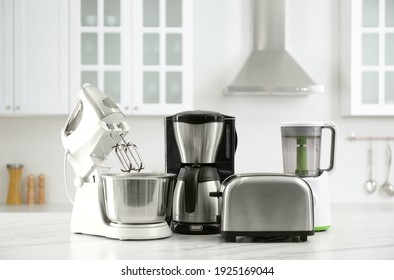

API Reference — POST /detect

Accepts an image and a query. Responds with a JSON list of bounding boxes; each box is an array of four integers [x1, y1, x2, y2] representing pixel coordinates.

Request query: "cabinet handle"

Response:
[[124, 106, 129, 111], [5, 105, 11, 110], [16, 106, 20, 110]]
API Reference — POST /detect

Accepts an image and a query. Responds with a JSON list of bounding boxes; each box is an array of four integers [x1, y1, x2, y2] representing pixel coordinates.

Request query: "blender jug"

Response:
[[281, 122, 336, 231], [281, 123, 336, 177]]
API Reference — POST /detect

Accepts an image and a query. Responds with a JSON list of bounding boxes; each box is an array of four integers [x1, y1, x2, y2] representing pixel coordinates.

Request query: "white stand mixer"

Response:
[[61, 84, 172, 240]]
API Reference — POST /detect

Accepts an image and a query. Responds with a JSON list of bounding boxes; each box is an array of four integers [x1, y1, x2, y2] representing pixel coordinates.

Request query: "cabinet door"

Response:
[[341, 0, 394, 116], [0, 0, 14, 114], [69, 0, 132, 113], [69, 0, 193, 116], [131, 0, 193, 115], [13, 0, 69, 115]]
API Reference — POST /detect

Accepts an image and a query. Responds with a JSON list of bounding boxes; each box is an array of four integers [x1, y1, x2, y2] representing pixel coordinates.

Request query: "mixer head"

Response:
[[61, 84, 144, 181]]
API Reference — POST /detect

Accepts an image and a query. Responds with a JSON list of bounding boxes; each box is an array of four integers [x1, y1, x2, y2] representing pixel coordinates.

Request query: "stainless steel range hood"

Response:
[[226, 0, 324, 95]]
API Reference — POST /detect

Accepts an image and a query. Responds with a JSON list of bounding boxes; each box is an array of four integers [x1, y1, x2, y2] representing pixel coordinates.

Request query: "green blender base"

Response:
[[315, 225, 331, 232]]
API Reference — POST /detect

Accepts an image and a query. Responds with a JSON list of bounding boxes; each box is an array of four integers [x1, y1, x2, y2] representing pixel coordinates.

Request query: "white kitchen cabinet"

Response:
[[131, 0, 193, 115], [341, 0, 394, 116], [69, 0, 132, 113], [0, 0, 69, 115], [69, 0, 193, 116], [0, 0, 13, 113]]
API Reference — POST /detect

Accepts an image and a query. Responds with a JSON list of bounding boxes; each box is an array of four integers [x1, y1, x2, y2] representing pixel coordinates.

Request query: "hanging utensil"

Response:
[[365, 139, 377, 193], [382, 141, 394, 196]]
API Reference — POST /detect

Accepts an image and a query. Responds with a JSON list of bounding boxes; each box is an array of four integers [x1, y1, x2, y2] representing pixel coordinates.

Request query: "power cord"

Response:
[[63, 150, 74, 205]]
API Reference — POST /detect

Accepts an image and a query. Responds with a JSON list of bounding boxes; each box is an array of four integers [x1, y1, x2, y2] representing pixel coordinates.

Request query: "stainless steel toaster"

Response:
[[211, 173, 314, 242]]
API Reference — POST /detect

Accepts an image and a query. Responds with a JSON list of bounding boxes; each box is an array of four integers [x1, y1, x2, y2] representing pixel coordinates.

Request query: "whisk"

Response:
[[110, 134, 145, 173]]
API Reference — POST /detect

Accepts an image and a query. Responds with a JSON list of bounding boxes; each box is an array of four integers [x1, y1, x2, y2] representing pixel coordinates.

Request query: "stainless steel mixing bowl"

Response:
[[100, 173, 176, 224]]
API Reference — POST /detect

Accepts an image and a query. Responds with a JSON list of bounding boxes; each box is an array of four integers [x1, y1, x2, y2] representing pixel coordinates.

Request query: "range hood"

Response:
[[226, 0, 324, 95]]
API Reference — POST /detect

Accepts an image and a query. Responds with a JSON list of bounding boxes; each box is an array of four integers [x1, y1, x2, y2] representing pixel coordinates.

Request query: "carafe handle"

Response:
[[184, 166, 199, 213], [320, 124, 336, 173]]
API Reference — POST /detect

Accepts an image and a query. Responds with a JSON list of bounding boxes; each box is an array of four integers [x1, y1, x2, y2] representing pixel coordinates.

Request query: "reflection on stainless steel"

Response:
[[219, 173, 314, 242], [172, 180, 220, 223], [101, 173, 176, 224], [173, 122, 223, 163]]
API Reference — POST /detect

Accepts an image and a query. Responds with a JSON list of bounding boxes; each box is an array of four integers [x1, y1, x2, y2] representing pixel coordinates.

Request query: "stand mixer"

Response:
[[61, 84, 174, 240]]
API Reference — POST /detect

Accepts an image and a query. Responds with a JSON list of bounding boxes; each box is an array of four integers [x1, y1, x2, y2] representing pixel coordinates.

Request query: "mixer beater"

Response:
[[110, 133, 144, 173]]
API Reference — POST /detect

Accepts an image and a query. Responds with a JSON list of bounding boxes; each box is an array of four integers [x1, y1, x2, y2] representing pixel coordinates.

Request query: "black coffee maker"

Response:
[[165, 110, 237, 234]]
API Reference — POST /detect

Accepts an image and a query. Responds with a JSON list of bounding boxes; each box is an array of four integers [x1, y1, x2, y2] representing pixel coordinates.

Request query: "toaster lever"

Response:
[[209, 192, 223, 197]]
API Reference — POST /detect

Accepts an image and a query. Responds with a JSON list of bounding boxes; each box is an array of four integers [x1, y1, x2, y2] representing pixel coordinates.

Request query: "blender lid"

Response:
[[281, 126, 322, 137], [281, 122, 332, 127], [173, 110, 224, 124], [281, 122, 335, 137], [281, 123, 324, 137]]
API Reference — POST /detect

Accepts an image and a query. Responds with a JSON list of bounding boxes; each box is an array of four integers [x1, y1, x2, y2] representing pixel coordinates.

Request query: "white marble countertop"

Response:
[[0, 203, 394, 260]]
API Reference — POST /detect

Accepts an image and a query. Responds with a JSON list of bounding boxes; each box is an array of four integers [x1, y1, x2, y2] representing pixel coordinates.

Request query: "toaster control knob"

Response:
[[209, 192, 222, 197], [189, 225, 203, 232]]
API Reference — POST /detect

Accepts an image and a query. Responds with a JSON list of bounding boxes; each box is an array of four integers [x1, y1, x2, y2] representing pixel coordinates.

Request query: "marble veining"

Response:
[[0, 204, 394, 260]]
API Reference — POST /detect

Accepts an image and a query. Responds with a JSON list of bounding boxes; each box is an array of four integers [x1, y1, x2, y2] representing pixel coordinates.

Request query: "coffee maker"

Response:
[[281, 122, 336, 231], [165, 111, 237, 234]]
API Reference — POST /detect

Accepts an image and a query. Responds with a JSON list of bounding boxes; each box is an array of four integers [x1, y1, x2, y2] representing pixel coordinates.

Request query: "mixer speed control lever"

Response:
[[74, 176, 85, 188]]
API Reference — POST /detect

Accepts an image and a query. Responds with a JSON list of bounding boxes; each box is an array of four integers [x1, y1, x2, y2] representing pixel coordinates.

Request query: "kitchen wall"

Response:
[[1, 0, 394, 204]]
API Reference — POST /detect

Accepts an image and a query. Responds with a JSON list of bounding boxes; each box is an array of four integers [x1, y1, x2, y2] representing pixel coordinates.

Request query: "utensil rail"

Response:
[[347, 133, 394, 142]]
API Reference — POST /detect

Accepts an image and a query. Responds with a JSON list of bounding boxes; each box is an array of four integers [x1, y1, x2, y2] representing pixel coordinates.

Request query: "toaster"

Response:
[[211, 173, 314, 242]]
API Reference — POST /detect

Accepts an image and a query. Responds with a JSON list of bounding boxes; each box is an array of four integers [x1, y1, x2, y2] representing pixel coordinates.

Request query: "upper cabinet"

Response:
[[0, 0, 69, 115], [341, 0, 394, 116], [70, 0, 193, 116], [0, 0, 12, 113], [69, 0, 132, 113]]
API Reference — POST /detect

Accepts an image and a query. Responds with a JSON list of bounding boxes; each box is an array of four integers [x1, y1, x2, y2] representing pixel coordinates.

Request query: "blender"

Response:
[[165, 111, 237, 234], [281, 123, 336, 231]]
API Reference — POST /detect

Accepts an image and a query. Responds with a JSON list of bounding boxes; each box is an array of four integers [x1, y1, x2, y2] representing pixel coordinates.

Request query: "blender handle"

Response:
[[321, 124, 336, 173]]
